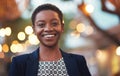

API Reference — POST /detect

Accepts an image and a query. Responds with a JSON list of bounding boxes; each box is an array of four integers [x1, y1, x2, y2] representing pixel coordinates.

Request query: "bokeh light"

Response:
[[85, 25, 94, 35], [116, 46, 120, 56], [10, 40, 26, 53], [5, 27, 12, 36], [10, 44, 17, 53], [10, 43, 24, 53], [25, 26, 33, 35], [12, 40, 19, 44], [69, 20, 78, 29], [28, 34, 39, 45], [96, 50, 108, 64], [0, 28, 5, 37], [2, 44, 9, 53], [16, 44, 24, 52], [76, 23, 85, 33], [85, 4, 94, 13], [0, 44, 2, 52], [17, 32, 26, 41]]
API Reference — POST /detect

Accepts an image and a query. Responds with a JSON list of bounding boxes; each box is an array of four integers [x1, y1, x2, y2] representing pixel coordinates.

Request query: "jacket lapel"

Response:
[[61, 51, 80, 76], [25, 48, 80, 76], [25, 48, 39, 76]]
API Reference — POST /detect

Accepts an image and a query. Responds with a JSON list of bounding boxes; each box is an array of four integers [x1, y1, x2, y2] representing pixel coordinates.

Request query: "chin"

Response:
[[41, 42, 58, 48]]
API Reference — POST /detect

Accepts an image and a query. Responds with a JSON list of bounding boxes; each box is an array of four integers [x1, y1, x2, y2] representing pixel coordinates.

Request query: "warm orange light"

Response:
[[96, 50, 108, 65], [12, 40, 19, 44], [2, 44, 9, 53]]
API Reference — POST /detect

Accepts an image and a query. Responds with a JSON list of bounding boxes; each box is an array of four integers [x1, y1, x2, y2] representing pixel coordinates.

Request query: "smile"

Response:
[[42, 34, 56, 38]]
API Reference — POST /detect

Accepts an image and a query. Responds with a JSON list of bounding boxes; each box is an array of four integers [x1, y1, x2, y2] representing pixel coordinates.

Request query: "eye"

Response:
[[37, 23, 45, 28], [51, 21, 59, 26]]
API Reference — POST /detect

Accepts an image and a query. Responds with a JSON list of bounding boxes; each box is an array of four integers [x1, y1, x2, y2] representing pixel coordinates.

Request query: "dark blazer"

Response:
[[9, 48, 91, 76]]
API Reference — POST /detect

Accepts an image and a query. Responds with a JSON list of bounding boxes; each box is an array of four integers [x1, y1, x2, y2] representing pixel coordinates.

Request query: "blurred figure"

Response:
[[9, 3, 91, 76]]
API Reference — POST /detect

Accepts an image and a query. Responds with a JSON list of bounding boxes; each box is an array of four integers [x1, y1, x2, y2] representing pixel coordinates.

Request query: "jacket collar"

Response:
[[61, 50, 80, 76], [25, 48, 39, 76], [26, 48, 80, 76]]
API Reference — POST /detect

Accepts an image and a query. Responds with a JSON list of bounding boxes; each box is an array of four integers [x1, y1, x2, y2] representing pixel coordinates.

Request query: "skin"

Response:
[[33, 10, 64, 61]]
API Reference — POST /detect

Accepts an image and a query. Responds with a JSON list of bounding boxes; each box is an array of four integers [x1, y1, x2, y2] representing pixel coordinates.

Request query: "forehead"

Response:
[[35, 10, 59, 19], [35, 10, 60, 22]]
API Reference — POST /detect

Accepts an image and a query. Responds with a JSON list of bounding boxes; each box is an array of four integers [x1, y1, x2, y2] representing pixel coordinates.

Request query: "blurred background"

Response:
[[0, 0, 120, 76]]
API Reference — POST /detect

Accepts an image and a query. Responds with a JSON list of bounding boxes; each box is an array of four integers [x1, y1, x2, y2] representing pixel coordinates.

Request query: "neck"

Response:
[[39, 45, 62, 61]]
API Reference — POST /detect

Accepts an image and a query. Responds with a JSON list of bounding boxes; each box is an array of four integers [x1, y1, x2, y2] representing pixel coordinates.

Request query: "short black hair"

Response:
[[31, 3, 63, 25]]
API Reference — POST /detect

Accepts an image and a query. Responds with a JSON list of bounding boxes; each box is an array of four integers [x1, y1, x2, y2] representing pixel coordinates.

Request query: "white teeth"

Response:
[[44, 35, 54, 38]]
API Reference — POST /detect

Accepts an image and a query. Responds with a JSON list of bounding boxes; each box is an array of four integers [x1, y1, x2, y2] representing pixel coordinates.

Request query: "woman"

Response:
[[9, 3, 91, 76]]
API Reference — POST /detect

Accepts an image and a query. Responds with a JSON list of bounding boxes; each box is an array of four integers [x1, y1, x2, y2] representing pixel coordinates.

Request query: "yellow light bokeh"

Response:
[[28, 34, 39, 45], [76, 23, 85, 33], [5, 27, 12, 36], [111, 55, 119, 74], [116, 46, 120, 56], [70, 31, 80, 38], [16, 44, 24, 52], [10, 44, 17, 53], [10, 44, 24, 53], [69, 20, 78, 29], [85, 4, 94, 13], [25, 26, 33, 35], [0, 44, 2, 52], [10, 41, 24, 53], [96, 50, 108, 64], [2, 44, 9, 53], [17, 32, 26, 41], [12, 40, 19, 44]]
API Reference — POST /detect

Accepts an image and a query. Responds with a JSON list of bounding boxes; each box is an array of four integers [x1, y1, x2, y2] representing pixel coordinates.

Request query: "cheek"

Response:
[[34, 28, 43, 35], [56, 28, 62, 33], [59, 26, 64, 33]]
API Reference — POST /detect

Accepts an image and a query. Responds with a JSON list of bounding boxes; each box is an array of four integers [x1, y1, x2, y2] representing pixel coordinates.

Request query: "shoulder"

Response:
[[12, 48, 39, 62], [69, 53, 86, 62], [9, 53, 32, 76], [62, 51, 86, 62], [12, 53, 30, 64], [63, 51, 85, 58], [62, 51, 91, 75], [69, 53, 84, 58]]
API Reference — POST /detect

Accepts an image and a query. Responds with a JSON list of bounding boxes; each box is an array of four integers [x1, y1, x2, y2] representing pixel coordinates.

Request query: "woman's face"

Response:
[[33, 10, 64, 47]]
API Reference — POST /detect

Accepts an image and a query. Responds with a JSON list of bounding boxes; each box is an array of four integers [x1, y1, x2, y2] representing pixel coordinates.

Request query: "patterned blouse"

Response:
[[37, 57, 69, 76]]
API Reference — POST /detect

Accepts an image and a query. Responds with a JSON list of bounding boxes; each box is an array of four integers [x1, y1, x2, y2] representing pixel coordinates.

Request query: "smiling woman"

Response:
[[9, 3, 91, 76]]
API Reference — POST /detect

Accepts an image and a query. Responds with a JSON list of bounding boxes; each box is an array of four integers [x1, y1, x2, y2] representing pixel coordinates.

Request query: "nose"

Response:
[[44, 24, 53, 31]]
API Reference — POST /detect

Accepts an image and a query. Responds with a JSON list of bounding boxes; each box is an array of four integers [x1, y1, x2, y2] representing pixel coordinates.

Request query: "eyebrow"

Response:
[[36, 18, 59, 22], [35, 20, 45, 24], [51, 18, 60, 22]]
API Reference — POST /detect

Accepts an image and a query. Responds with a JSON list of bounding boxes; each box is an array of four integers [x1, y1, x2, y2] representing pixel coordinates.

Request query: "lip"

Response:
[[44, 34, 55, 38], [42, 34, 56, 39], [42, 33, 56, 36]]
